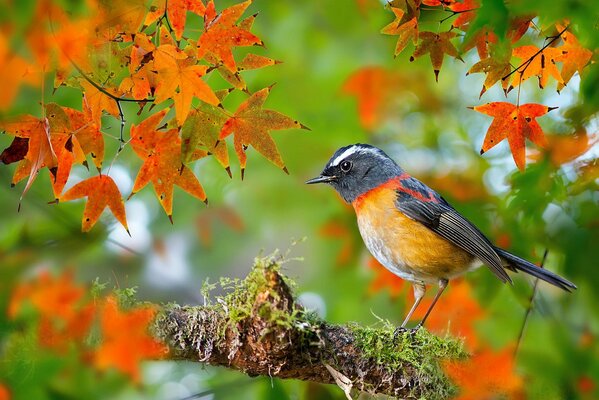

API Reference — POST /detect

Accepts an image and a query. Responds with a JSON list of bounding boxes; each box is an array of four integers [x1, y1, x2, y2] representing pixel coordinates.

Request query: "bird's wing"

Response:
[[395, 190, 512, 283]]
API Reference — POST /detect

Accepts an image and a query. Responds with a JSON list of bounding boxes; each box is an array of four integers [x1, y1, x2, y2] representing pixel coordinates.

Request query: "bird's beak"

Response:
[[305, 174, 337, 184]]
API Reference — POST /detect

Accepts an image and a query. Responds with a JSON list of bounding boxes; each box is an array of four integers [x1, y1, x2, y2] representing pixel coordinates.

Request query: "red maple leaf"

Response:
[[471, 102, 555, 170]]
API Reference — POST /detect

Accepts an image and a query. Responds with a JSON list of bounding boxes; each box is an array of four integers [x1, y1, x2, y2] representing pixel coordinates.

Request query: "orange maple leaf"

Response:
[[319, 220, 360, 267], [410, 31, 462, 82], [533, 129, 597, 166], [412, 279, 484, 349], [145, 0, 206, 40], [0, 35, 39, 110], [367, 257, 406, 299], [381, 7, 418, 56], [342, 67, 406, 131], [444, 345, 523, 400], [63, 100, 105, 169], [94, 296, 167, 382], [554, 25, 593, 92], [0, 113, 56, 203], [130, 110, 208, 220], [153, 44, 220, 125], [80, 80, 121, 126], [59, 174, 129, 232], [0, 383, 9, 400], [449, 0, 478, 30], [9, 270, 96, 351], [218, 86, 305, 178], [197, 0, 262, 73], [511, 45, 563, 89], [471, 102, 555, 170]]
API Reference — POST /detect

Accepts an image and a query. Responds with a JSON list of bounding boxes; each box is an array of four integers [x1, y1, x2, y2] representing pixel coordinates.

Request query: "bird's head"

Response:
[[306, 143, 402, 203]]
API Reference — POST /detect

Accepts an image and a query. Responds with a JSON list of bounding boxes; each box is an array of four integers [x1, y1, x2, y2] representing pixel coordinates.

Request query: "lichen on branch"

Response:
[[153, 255, 466, 399]]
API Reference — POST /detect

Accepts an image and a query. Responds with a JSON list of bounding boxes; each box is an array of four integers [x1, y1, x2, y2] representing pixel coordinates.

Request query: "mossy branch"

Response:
[[152, 256, 466, 399]]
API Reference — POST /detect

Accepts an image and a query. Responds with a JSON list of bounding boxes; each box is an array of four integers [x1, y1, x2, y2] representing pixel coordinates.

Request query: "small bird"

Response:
[[306, 144, 576, 330]]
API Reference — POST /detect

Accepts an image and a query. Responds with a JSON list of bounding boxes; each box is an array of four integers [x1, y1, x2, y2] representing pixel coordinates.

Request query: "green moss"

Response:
[[349, 320, 467, 400]]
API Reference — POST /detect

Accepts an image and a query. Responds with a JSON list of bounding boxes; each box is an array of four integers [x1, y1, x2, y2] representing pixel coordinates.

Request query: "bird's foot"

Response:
[[393, 324, 422, 340]]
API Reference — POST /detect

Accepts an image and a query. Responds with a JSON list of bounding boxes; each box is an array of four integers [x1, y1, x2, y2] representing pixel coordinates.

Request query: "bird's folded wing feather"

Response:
[[395, 194, 512, 283]]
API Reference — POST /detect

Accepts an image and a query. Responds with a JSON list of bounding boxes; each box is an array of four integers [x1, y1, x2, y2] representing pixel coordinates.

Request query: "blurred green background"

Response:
[[1, 0, 598, 399]]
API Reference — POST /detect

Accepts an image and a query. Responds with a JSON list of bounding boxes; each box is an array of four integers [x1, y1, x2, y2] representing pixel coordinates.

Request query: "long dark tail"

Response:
[[494, 247, 577, 292]]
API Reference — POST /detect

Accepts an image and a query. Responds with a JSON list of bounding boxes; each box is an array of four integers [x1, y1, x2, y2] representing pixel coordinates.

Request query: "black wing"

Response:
[[395, 191, 512, 283]]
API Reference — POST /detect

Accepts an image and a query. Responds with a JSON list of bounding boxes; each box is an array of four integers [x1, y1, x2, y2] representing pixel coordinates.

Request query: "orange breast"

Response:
[[352, 185, 475, 283]]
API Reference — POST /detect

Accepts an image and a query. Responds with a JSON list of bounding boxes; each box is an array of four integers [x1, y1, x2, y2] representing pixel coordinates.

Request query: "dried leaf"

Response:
[[411, 31, 462, 82], [381, 7, 418, 56]]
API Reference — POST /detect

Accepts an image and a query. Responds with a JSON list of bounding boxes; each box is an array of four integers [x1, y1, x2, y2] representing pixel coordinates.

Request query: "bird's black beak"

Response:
[[305, 174, 336, 184]]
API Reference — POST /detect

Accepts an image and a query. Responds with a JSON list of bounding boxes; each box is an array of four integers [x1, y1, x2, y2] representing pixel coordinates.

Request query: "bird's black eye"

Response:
[[340, 160, 352, 172]]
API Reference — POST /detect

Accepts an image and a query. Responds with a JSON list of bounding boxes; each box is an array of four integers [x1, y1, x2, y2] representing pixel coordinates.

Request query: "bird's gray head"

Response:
[[306, 144, 402, 203]]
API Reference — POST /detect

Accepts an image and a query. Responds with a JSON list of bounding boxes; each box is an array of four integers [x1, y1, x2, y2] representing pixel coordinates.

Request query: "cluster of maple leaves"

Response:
[[0, 0, 305, 233], [379, 0, 593, 170], [8, 271, 166, 383]]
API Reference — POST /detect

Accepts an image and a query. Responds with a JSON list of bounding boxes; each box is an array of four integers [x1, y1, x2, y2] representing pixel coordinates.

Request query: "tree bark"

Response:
[[153, 258, 463, 399]]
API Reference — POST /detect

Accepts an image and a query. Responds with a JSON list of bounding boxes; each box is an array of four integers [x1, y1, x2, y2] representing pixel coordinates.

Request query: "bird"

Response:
[[306, 143, 576, 330]]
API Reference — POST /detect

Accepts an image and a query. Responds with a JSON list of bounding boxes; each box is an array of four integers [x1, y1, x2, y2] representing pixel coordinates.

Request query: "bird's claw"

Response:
[[394, 324, 422, 340]]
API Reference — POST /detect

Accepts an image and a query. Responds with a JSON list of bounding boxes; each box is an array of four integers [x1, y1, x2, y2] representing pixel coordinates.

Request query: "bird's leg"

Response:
[[414, 278, 448, 330], [394, 282, 426, 338]]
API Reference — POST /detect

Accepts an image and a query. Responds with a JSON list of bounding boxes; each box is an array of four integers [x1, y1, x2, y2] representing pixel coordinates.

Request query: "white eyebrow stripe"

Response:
[[330, 146, 359, 166]]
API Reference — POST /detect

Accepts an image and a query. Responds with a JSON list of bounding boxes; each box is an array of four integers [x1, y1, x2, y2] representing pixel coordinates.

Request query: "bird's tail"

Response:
[[494, 247, 577, 292]]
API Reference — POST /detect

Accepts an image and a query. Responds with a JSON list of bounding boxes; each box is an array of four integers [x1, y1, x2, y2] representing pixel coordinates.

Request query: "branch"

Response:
[[153, 256, 466, 399]]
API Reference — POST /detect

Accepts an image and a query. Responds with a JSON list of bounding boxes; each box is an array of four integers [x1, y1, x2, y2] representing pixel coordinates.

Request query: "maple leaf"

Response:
[[130, 111, 208, 220], [413, 279, 484, 349], [181, 101, 230, 172], [467, 42, 512, 96], [381, 7, 418, 56], [0, 35, 39, 109], [153, 44, 220, 125], [0, 113, 56, 203], [63, 100, 105, 169], [95, 296, 167, 382], [367, 257, 406, 299], [449, 0, 478, 30], [444, 345, 523, 400], [342, 67, 403, 130], [471, 102, 555, 170], [9, 270, 85, 321], [197, 0, 262, 73], [511, 45, 563, 90], [218, 86, 306, 178], [146, 0, 206, 40], [59, 174, 129, 232], [533, 129, 597, 166], [80, 80, 121, 126], [410, 31, 463, 82], [553, 25, 593, 92], [319, 220, 360, 267]]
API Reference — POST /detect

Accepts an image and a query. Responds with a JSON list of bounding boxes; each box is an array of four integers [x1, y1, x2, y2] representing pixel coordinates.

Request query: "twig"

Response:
[[514, 249, 548, 358], [502, 25, 569, 83]]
